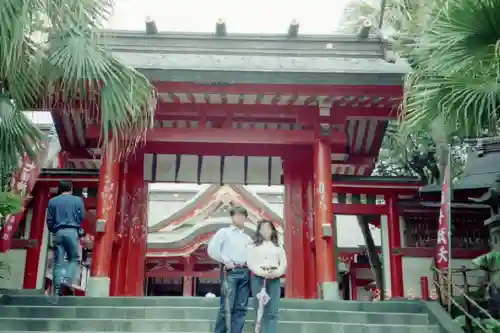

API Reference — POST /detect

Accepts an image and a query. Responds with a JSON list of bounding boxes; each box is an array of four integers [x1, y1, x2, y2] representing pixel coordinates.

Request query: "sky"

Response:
[[105, 0, 350, 33]]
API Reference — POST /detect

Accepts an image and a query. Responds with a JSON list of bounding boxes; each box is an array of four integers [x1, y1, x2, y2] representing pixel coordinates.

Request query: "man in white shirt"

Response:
[[207, 206, 253, 333]]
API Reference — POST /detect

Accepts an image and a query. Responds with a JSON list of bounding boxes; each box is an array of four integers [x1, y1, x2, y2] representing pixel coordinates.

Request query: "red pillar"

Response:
[[88, 141, 120, 296], [124, 154, 148, 296], [420, 276, 429, 301], [112, 163, 130, 296], [301, 152, 317, 299], [109, 245, 119, 296], [23, 187, 50, 289], [387, 195, 404, 298], [283, 156, 306, 298], [313, 138, 337, 299], [182, 257, 194, 296]]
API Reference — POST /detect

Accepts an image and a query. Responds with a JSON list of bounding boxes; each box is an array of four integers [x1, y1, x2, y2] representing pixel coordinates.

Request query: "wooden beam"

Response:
[[141, 142, 312, 157], [86, 126, 347, 146], [155, 103, 395, 122], [333, 203, 387, 215], [392, 247, 487, 259], [11, 239, 37, 249], [64, 148, 100, 160], [153, 82, 403, 98], [332, 182, 421, 196], [333, 155, 376, 166], [146, 270, 220, 278], [37, 174, 99, 187]]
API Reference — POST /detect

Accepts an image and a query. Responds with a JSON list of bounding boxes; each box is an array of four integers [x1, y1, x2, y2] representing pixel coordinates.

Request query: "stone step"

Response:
[[0, 296, 425, 313], [0, 318, 440, 333], [0, 305, 430, 325], [0, 289, 44, 295]]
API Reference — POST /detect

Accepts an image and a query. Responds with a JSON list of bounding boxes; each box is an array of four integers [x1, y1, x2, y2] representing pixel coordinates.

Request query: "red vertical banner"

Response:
[[435, 155, 452, 271], [0, 143, 48, 252]]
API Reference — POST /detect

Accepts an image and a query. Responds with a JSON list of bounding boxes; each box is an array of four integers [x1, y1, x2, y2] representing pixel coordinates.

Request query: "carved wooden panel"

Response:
[[404, 216, 489, 250]]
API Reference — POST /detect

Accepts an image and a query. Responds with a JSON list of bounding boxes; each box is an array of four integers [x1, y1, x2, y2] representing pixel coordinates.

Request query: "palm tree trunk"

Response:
[[430, 116, 449, 183], [357, 214, 385, 300]]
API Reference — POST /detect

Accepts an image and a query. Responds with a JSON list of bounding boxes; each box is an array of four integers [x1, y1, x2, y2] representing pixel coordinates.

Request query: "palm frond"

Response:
[[0, 94, 44, 189], [43, 0, 155, 155], [402, 0, 500, 136], [0, 0, 155, 162], [339, 0, 432, 38]]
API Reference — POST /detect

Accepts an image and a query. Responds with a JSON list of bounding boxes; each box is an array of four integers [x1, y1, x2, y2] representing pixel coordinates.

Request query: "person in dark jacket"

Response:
[[46, 181, 85, 296]]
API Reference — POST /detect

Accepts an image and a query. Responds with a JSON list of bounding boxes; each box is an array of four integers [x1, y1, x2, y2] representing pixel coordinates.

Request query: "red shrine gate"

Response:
[[1, 28, 412, 298]]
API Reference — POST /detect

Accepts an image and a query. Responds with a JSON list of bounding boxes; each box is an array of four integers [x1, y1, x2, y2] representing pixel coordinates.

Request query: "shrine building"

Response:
[[0, 23, 492, 300]]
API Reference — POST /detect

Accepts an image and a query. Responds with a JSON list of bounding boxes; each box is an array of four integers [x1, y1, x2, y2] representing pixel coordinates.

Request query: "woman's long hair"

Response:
[[254, 219, 279, 247]]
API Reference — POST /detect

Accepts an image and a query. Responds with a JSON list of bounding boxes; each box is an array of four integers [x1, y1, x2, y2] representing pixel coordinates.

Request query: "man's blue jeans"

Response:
[[52, 228, 79, 291], [213, 267, 250, 333], [251, 276, 281, 333]]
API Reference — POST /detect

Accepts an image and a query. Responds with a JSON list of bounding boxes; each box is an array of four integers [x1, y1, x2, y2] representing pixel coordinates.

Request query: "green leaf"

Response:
[[0, 0, 155, 167], [0, 93, 44, 188], [0, 191, 23, 217], [402, 0, 500, 136]]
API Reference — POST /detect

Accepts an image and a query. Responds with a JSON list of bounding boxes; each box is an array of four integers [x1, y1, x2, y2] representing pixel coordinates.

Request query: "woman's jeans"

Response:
[[251, 275, 281, 333]]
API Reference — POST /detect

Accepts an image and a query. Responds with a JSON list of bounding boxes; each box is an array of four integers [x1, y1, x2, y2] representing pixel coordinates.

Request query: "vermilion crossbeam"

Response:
[[85, 126, 347, 146]]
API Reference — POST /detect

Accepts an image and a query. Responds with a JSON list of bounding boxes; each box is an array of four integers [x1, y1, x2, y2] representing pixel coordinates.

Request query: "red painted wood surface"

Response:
[[90, 141, 120, 280], [420, 276, 429, 301], [109, 164, 127, 296], [333, 203, 387, 216], [147, 269, 219, 279], [386, 195, 403, 298], [0, 147, 48, 252], [23, 188, 50, 289], [283, 156, 306, 298], [154, 103, 394, 123], [36, 176, 99, 188], [124, 154, 148, 296], [182, 258, 194, 296], [393, 247, 486, 259], [152, 82, 403, 97], [301, 159, 317, 298], [86, 126, 347, 147], [331, 180, 422, 196], [313, 138, 336, 286]]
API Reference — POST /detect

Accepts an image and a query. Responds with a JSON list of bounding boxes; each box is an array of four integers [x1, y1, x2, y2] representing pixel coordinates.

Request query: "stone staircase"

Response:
[[0, 295, 461, 333]]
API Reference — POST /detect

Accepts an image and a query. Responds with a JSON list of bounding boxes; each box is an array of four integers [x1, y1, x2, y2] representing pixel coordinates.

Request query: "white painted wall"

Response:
[[36, 210, 50, 290], [0, 205, 49, 290], [0, 250, 27, 289], [402, 257, 486, 298], [356, 287, 373, 300], [380, 215, 392, 294]]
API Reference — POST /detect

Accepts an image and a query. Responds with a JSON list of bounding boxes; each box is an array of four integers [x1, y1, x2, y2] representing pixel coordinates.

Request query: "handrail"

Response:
[[432, 266, 500, 333]]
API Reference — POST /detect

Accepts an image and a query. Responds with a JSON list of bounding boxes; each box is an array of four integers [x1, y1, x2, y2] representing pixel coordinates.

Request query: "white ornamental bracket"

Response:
[[318, 103, 332, 137]]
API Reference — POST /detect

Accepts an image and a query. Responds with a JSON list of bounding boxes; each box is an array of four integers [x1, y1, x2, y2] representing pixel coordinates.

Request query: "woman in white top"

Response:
[[247, 220, 287, 333]]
